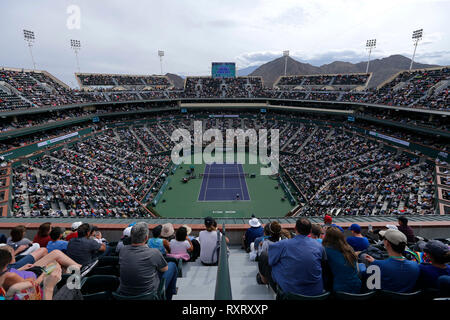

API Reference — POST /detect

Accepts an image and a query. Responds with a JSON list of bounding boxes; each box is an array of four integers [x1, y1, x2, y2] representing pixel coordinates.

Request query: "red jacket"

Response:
[[33, 235, 51, 248]]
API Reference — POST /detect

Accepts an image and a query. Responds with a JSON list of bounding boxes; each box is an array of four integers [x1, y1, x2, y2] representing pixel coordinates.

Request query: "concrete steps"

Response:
[[129, 127, 152, 154], [228, 248, 276, 300], [173, 260, 218, 300], [173, 247, 275, 300], [144, 125, 168, 151], [296, 126, 318, 153]]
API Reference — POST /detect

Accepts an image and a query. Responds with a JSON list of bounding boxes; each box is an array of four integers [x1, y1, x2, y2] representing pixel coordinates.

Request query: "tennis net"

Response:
[[199, 173, 249, 178]]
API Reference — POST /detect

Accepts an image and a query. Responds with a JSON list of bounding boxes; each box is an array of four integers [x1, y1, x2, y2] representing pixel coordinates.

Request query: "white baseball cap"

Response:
[[71, 221, 83, 231], [123, 226, 132, 238]]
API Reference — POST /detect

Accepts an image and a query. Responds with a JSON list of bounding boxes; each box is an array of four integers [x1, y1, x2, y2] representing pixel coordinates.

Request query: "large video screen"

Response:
[[212, 62, 236, 78]]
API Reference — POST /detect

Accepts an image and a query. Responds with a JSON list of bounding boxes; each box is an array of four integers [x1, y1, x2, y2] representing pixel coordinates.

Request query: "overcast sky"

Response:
[[0, 0, 449, 87]]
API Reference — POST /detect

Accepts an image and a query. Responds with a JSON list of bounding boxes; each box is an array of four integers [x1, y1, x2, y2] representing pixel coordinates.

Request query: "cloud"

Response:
[[235, 51, 283, 68], [414, 50, 450, 65]]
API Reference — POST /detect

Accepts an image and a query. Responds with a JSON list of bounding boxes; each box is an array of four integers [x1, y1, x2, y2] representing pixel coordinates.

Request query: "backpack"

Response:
[[52, 284, 83, 300], [211, 230, 229, 263], [211, 230, 221, 264]]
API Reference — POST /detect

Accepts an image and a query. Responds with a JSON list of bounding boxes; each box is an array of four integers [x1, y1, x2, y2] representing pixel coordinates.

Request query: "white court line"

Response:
[[237, 163, 245, 200], [203, 164, 211, 201], [206, 187, 244, 190], [198, 162, 252, 202]]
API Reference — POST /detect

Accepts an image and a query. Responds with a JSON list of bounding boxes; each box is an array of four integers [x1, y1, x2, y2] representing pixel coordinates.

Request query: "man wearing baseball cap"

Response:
[[417, 240, 450, 290], [65, 221, 83, 241], [364, 229, 420, 293], [346, 224, 369, 252]]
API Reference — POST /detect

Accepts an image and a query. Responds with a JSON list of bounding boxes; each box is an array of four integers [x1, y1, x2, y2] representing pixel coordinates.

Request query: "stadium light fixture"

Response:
[[365, 39, 376, 74], [70, 39, 81, 73], [158, 50, 165, 75], [23, 29, 36, 71], [410, 29, 423, 70], [283, 50, 289, 76]]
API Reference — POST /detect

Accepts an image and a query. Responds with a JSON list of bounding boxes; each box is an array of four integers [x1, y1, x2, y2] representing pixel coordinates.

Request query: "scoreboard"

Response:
[[212, 62, 236, 78]]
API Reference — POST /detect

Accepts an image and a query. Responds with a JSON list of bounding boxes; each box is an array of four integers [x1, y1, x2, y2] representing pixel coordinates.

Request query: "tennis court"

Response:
[[198, 163, 250, 201]]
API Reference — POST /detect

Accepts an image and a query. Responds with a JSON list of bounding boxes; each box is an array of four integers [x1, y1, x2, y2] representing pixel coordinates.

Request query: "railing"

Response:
[[214, 224, 232, 300]]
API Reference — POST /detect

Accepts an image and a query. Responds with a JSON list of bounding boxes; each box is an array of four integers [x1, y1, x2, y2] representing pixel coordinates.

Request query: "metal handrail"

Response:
[[214, 223, 232, 300]]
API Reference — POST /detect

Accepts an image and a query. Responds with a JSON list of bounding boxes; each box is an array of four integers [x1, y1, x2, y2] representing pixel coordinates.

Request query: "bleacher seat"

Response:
[[377, 289, 422, 300], [112, 278, 166, 300], [80, 275, 120, 300], [334, 290, 376, 301], [165, 256, 183, 277], [97, 255, 119, 267], [276, 285, 331, 300], [88, 265, 120, 277]]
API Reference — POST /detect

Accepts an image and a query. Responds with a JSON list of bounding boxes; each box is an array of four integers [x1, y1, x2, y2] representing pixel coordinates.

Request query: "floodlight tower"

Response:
[[283, 50, 289, 76], [365, 39, 376, 74], [23, 29, 36, 70], [158, 50, 165, 75], [70, 39, 81, 73], [410, 29, 423, 70]]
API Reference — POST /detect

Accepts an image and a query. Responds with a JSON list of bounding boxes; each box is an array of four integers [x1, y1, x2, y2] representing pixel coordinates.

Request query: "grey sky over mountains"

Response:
[[0, 0, 448, 87]]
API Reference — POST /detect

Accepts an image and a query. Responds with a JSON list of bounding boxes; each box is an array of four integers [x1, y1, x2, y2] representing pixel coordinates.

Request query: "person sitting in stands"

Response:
[[118, 222, 178, 300], [250, 224, 271, 261], [397, 216, 416, 243], [364, 229, 420, 292], [183, 224, 200, 261], [323, 214, 333, 228], [346, 224, 369, 252], [46, 227, 68, 253], [257, 221, 282, 257], [257, 218, 327, 296], [160, 223, 176, 242], [116, 226, 132, 254], [322, 226, 361, 293], [199, 217, 229, 266], [243, 217, 264, 252], [0, 249, 62, 300], [65, 222, 82, 242], [310, 224, 324, 244], [166, 227, 193, 261], [417, 240, 450, 290], [89, 225, 112, 258], [7, 225, 41, 257], [147, 225, 171, 255], [66, 223, 105, 268], [0, 244, 81, 276], [33, 223, 52, 248]]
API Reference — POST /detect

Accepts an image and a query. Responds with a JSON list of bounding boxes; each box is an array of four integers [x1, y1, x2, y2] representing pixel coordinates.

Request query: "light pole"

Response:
[[410, 29, 423, 70], [365, 39, 376, 74], [158, 50, 164, 75], [70, 39, 81, 73], [23, 29, 36, 70], [283, 50, 289, 76]]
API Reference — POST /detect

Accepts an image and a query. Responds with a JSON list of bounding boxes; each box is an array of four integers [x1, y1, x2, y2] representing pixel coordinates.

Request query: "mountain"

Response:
[[166, 73, 185, 89], [249, 54, 439, 88], [250, 56, 321, 87]]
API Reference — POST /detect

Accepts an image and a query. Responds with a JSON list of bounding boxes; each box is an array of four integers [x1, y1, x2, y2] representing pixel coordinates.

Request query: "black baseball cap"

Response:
[[204, 216, 215, 226], [424, 240, 449, 259]]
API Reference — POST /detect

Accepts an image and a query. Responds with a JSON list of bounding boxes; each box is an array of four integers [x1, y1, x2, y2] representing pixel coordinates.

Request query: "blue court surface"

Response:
[[198, 163, 250, 202]]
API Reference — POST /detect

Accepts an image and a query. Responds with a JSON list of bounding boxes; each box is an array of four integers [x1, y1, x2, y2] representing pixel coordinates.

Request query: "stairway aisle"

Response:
[[173, 259, 218, 300], [173, 247, 275, 300], [228, 247, 276, 300]]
